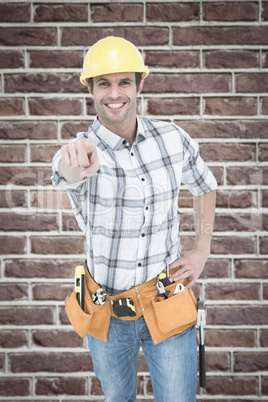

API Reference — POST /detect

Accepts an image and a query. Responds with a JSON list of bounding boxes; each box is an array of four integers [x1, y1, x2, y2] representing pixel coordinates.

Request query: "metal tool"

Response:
[[75, 265, 85, 311], [173, 282, 185, 295], [92, 288, 107, 305], [197, 296, 206, 388]]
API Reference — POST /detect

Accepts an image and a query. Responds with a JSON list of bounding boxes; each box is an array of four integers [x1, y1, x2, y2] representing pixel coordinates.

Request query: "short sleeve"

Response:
[[181, 129, 217, 196]]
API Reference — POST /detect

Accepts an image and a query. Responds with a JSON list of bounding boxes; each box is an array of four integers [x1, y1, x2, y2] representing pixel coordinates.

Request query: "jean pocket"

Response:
[[152, 288, 197, 334], [65, 290, 93, 338]]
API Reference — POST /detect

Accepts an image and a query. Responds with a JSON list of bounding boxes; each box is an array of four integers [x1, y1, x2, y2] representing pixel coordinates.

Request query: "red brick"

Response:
[[205, 375, 258, 396], [0, 3, 30, 22], [235, 259, 268, 279], [9, 352, 93, 373], [62, 213, 81, 232], [204, 97, 257, 116], [5, 73, 82, 93], [143, 74, 230, 94], [0, 98, 24, 116], [201, 259, 230, 279], [261, 98, 268, 114], [30, 145, 60, 163], [0, 378, 30, 397], [0, 121, 57, 140], [29, 98, 82, 116], [0, 283, 28, 301], [61, 27, 169, 47], [0, 50, 24, 68], [206, 351, 230, 371], [263, 52, 268, 68], [199, 143, 255, 162], [212, 236, 256, 255], [32, 329, 83, 348], [262, 376, 268, 395], [1, 189, 26, 209], [30, 236, 85, 255], [227, 167, 264, 186], [30, 190, 71, 210], [236, 73, 268, 93], [0, 307, 54, 325], [234, 352, 268, 372], [86, 98, 97, 115], [4, 259, 80, 279], [210, 166, 224, 185], [262, 2, 268, 21], [260, 236, 268, 254], [214, 213, 261, 232], [260, 330, 268, 347], [0, 236, 26, 254], [205, 283, 260, 301], [204, 2, 258, 22], [0, 213, 58, 231], [204, 50, 259, 69], [216, 190, 256, 209], [146, 3, 199, 22], [259, 143, 268, 162], [262, 190, 268, 208], [29, 50, 83, 68], [0, 144, 26, 162], [0, 167, 51, 186], [0, 27, 57, 46], [147, 97, 199, 115], [173, 26, 268, 46], [207, 305, 267, 326], [263, 284, 268, 300], [0, 330, 28, 348], [35, 376, 86, 395], [90, 376, 104, 396], [32, 283, 73, 301], [145, 50, 199, 68], [34, 4, 88, 22], [177, 120, 268, 139], [91, 3, 143, 22], [205, 329, 256, 348], [61, 121, 91, 139]]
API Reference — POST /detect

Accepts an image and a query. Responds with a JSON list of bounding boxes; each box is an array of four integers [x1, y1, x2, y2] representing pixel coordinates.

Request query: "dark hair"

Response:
[[87, 72, 142, 93]]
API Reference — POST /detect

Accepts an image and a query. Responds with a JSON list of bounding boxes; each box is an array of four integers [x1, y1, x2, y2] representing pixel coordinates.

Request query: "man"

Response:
[[52, 36, 217, 402]]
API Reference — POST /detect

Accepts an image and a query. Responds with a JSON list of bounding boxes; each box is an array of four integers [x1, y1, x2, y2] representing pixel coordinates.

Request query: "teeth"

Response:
[[107, 103, 124, 109]]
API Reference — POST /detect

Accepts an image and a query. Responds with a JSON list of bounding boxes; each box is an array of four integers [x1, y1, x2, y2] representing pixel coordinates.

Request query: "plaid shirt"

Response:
[[52, 116, 217, 295]]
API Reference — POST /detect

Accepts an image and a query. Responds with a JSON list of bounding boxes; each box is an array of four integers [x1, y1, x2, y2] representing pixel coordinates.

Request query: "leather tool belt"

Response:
[[65, 267, 198, 345]]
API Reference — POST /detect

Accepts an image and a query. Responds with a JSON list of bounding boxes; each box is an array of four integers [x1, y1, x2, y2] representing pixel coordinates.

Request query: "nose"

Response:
[[108, 84, 120, 99]]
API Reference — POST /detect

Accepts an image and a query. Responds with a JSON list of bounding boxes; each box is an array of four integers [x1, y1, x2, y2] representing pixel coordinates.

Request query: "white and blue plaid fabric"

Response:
[[52, 116, 217, 295]]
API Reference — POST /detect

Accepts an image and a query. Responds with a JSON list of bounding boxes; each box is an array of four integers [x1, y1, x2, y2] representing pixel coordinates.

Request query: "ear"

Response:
[[137, 78, 145, 95], [85, 81, 93, 95]]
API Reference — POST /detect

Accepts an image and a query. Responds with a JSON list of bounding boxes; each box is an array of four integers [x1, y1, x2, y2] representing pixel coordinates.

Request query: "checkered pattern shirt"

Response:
[[51, 116, 217, 295]]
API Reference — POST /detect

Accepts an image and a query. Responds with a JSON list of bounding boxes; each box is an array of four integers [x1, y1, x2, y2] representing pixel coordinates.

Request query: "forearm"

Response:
[[193, 189, 216, 258]]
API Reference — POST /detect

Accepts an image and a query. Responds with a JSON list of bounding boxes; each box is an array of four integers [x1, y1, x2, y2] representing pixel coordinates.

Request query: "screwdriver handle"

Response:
[[199, 343, 206, 388]]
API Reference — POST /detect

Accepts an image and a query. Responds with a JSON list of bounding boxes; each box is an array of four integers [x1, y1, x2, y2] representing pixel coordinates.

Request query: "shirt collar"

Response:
[[91, 116, 146, 151]]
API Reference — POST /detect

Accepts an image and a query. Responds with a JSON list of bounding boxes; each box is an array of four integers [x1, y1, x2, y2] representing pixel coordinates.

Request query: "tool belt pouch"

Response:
[[152, 285, 197, 334], [65, 288, 111, 340]]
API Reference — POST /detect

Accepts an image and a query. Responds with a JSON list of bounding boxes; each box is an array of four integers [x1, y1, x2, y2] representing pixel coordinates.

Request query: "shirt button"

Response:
[[145, 206, 149, 210], [141, 233, 145, 237], [130, 152, 134, 156], [141, 178, 145, 181], [138, 263, 142, 267]]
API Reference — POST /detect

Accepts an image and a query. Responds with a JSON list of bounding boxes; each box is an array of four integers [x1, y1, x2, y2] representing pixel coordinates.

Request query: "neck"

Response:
[[99, 115, 137, 147]]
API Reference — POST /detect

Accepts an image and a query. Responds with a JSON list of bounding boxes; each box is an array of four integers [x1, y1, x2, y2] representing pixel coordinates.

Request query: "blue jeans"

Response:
[[87, 316, 197, 402]]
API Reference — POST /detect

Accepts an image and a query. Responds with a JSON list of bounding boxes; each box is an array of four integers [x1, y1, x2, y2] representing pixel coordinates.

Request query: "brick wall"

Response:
[[0, 0, 267, 400]]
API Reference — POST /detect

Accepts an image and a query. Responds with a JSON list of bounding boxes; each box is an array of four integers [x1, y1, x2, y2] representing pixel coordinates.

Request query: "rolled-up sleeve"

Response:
[[181, 129, 217, 196]]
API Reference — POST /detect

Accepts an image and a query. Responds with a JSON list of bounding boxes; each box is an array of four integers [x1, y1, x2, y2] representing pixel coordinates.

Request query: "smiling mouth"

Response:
[[105, 102, 126, 110]]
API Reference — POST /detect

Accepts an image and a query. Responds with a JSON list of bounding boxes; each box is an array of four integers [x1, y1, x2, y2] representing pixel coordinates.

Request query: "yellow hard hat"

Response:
[[80, 36, 149, 85]]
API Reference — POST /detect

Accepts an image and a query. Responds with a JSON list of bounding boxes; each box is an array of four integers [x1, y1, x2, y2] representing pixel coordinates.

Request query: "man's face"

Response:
[[89, 72, 143, 130]]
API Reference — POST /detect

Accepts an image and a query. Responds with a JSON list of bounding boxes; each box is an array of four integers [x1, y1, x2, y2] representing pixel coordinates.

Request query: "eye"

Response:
[[98, 81, 108, 87], [121, 81, 131, 86]]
